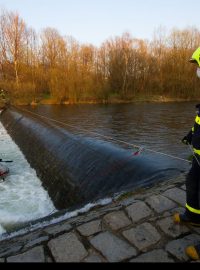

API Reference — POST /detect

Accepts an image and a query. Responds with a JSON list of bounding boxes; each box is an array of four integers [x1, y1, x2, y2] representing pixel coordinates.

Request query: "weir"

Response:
[[0, 106, 187, 211]]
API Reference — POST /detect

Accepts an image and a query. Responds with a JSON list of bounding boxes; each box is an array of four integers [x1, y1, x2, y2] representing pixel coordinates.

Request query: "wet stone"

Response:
[[122, 223, 161, 252], [69, 212, 103, 226], [166, 234, 200, 262], [83, 250, 106, 263], [46, 256, 53, 263], [191, 226, 200, 234], [77, 220, 103, 237], [82, 249, 106, 263], [48, 232, 88, 262], [8, 230, 46, 248], [103, 211, 132, 231], [130, 249, 174, 263], [97, 205, 122, 215], [44, 222, 72, 236], [146, 195, 177, 213], [90, 231, 137, 262], [125, 201, 152, 223], [24, 236, 49, 249], [83, 254, 104, 263], [0, 244, 22, 258], [117, 197, 138, 207], [157, 217, 190, 238], [166, 207, 185, 217], [163, 188, 186, 207], [76, 212, 103, 224], [181, 185, 186, 190], [0, 176, 194, 263], [7, 246, 45, 263]]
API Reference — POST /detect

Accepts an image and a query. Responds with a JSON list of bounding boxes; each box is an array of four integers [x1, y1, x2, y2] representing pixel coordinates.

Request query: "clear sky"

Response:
[[0, 0, 199, 46]]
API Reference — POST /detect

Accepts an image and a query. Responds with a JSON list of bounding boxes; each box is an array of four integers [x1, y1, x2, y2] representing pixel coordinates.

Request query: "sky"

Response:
[[0, 0, 199, 47]]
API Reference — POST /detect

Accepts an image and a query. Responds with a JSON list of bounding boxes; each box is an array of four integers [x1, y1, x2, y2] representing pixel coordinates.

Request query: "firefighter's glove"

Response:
[[182, 136, 190, 145]]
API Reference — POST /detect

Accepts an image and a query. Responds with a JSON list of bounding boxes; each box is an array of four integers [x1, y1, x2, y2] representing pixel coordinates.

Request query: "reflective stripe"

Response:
[[193, 148, 200, 156], [191, 47, 200, 67], [195, 116, 200, 125], [192, 127, 194, 132], [186, 203, 200, 215]]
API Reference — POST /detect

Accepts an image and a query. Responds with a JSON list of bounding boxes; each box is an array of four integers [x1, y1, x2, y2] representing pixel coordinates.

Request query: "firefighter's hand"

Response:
[[182, 136, 189, 145]]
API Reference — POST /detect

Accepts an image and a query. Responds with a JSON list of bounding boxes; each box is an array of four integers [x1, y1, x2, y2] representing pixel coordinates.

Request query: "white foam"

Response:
[[0, 225, 6, 235], [0, 197, 112, 241], [0, 122, 55, 235], [0, 120, 113, 241]]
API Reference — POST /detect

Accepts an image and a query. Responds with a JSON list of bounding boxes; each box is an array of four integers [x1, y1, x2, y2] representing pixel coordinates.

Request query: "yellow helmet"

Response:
[[189, 47, 200, 67]]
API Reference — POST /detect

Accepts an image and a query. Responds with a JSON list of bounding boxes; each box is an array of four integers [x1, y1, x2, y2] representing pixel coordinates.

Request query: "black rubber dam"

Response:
[[0, 106, 188, 211]]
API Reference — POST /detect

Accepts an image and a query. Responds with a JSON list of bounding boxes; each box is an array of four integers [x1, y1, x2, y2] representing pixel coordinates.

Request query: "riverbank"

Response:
[[11, 94, 199, 106], [0, 173, 200, 263]]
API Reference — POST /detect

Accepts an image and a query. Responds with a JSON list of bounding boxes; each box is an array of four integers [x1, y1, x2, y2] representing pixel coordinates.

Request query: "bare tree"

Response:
[[0, 10, 27, 86]]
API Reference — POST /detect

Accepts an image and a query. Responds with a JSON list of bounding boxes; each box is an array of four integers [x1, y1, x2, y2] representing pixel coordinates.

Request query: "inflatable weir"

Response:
[[0, 106, 187, 210]]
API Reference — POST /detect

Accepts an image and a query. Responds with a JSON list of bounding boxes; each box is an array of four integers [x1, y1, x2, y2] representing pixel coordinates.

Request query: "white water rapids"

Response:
[[0, 121, 55, 236], [0, 120, 113, 240]]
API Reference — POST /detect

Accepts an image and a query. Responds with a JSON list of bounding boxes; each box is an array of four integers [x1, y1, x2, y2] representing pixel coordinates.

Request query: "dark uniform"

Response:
[[176, 47, 200, 261], [182, 104, 200, 224]]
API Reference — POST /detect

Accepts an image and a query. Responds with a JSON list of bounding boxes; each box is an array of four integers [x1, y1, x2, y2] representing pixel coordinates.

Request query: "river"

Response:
[[0, 122, 55, 236], [0, 101, 197, 237], [21, 101, 198, 161]]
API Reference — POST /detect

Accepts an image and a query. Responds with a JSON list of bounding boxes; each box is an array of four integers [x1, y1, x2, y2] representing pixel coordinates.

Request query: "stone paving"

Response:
[[1, 173, 200, 263]]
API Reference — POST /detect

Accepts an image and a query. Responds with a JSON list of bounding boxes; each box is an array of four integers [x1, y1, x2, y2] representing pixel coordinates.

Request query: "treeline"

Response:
[[0, 9, 200, 104]]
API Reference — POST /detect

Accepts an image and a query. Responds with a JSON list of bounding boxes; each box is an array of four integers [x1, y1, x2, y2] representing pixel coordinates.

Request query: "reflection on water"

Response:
[[22, 101, 197, 162]]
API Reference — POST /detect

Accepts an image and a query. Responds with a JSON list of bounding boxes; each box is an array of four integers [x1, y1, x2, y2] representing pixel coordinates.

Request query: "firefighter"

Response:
[[173, 47, 200, 260]]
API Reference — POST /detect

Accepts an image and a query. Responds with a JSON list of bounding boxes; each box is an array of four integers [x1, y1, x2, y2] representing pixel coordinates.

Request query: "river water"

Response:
[[0, 122, 55, 236], [0, 101, 198, 237], [22, 101, 198, 161]]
